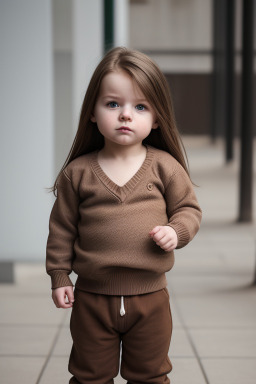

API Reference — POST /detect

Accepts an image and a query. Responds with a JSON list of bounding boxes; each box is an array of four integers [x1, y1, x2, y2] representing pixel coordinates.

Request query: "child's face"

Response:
[[91, 70, 158, 149]]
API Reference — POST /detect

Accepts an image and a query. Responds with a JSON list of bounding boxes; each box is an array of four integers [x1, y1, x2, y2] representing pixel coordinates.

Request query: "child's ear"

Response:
[[90, 114, 96, 123], [152, 121, 158, 129]]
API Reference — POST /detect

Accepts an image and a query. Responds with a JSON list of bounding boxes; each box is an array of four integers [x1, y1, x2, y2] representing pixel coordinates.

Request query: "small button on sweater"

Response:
[[46, 145, 202, 295]]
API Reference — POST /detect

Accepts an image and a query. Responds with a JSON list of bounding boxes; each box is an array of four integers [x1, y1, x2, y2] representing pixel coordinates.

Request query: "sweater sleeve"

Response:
[[164, 161, 202, 249], [46, 169, 80, 289]]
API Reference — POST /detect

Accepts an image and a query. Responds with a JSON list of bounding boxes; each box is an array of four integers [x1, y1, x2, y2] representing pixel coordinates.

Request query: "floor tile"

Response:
[[170, 358, 206, 384], [0, 263, 49, 295], [52, 325, 72, 357], [169, 328, 195, 357], [172, 247, 255, 276], [190, 328, 256, 358], [168, 291, 183, 327], [175, 293, 256, 328], [0, 325, 57, 355], [39, 356, 72, 384], [170, 275, 254, 296], [0, 356, 45, 384], [201, 358, 256, 384], [64, 308, 72, 326], [0, 296, 66, 325], [0, 264, 78, 295], [169, 276, 256, 327]]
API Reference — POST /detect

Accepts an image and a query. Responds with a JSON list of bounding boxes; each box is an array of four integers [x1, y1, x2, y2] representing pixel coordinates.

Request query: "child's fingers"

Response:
[[149, 225, 162, 237], [161, 240, 176, 252], [66, 286, 75, 304], [149, 226, 166, 243], [61, 301, 73, 309], [58, 293, 73, 308], [155, 234, 170, 247], [149, 225, 178, 251], [52, 287, 74, 309]]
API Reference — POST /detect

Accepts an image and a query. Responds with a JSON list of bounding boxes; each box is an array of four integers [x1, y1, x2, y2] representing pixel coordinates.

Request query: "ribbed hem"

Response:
[[49, 270, 74, 289], [166, 222, 190, 249], [75, 270, 167, 296]]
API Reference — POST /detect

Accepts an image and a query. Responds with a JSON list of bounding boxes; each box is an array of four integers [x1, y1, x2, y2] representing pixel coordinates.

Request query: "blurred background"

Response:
[[0, 1, 256, 383]]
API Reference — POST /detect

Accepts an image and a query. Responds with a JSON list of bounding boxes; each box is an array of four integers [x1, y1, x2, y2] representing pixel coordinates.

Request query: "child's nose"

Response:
[[119, 106, 132, 122]]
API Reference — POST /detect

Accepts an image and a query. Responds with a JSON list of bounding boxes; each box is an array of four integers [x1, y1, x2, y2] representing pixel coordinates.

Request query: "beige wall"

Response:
[[129, 0, 213, 73], [0, 0, 53, 261]]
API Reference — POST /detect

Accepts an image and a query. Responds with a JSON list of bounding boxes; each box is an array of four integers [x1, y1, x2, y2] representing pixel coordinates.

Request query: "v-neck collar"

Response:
[[90, 144, 155, 202]]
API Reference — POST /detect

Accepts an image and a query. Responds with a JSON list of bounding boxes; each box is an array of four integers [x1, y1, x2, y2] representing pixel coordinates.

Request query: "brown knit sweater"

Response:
[[46, 145, 202, 295]]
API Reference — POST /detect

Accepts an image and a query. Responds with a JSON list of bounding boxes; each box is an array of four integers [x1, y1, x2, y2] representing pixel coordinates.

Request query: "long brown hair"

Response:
[[49, 46, 191, 196]]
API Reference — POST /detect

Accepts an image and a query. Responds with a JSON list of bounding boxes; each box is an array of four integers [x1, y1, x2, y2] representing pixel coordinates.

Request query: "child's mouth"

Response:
[[117, 126, 132, 133]]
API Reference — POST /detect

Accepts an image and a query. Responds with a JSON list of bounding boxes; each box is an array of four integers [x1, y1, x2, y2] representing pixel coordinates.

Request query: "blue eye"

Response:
[[108, 101, 119, 108], [136, 104, 146, 111]]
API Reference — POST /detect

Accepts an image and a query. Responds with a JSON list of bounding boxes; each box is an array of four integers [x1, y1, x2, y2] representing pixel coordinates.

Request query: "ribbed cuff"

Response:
[[166, 222, 190, 249], [49, 270, 74, 289]]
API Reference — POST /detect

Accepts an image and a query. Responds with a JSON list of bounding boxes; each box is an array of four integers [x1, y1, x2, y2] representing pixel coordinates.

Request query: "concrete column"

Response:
[[52, 0, 73, 174], [72, 0, 103, 131], [0, 0, 53, 271], [114, 0, 129, 47], [104, 0, 114, 53], [238, 0, 254, 222]]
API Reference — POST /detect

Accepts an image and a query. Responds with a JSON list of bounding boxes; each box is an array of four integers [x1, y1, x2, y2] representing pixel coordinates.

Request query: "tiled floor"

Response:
[[1, 136, 256, 383]]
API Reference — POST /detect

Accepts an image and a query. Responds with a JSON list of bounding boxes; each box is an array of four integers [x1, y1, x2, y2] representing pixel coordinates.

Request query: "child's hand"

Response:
[[149, 225, 178, 252], [52, 286, 75, 309]]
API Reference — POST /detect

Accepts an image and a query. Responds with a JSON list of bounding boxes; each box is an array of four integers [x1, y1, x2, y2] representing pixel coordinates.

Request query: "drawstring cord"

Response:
[[120, 296, 125, 316]]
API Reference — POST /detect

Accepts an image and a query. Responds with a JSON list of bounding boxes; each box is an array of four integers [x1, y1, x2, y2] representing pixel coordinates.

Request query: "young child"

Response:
[[46, 46, 202, 384]]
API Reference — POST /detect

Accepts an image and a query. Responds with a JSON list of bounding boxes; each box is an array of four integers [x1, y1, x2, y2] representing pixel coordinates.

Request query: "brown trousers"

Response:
[[68, 288, 172, 384]]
